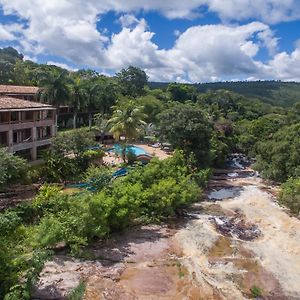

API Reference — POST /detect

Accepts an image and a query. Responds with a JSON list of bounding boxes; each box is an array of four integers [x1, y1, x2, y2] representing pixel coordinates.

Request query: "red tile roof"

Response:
[[0, 96, 53, 110], [0, 85, 39, 95]]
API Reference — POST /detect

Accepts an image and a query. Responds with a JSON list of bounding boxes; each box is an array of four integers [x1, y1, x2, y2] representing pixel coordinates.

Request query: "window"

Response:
[[11, 111, 19, 122]]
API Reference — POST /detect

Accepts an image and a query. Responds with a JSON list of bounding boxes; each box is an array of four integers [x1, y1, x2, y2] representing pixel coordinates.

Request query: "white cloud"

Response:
[[174, 30, 181, 37], [119, 14, 139, 28], [46, 61, 78, 72], [0, 25, 15, 40], [263, 48, 300, 81], [105, 19, 162, 69], [0, 0, 108, 66], [0, 23, 22, 40], [0, 0, 300, 81], [148, 22, 277, 82], [207, 0, 300, 24]]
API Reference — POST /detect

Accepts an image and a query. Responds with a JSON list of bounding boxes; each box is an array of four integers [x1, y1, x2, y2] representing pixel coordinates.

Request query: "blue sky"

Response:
[[0, 1, 300, 82]]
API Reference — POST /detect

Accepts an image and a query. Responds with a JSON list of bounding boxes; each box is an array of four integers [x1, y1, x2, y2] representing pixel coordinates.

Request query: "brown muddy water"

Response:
[[33, 166, 300, 300]]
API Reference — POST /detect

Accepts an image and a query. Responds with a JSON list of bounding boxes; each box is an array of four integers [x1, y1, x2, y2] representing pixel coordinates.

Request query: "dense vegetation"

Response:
[[0, 46, 300, 298], [150, 80, 300, 107], [0, 148, 28, 191], [0, 152, 203, 298]]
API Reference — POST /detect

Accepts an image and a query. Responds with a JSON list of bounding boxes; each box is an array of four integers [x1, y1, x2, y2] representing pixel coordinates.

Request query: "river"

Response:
[[33, 157, 300, 299]]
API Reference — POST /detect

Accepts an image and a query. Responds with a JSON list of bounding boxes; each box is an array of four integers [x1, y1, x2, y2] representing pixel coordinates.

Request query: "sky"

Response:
[[0, 0, 300, 83]]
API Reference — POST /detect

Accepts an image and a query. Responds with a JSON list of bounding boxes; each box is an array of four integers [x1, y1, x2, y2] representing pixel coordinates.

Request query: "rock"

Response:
[[210, 215, 261, 241]]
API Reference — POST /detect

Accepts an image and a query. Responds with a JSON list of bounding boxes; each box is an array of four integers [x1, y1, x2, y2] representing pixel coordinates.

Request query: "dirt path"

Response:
[[33, 167, 300, 299]]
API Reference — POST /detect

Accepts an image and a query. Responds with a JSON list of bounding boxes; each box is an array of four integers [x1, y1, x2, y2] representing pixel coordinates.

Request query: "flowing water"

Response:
[[34, 156, 300, 299]]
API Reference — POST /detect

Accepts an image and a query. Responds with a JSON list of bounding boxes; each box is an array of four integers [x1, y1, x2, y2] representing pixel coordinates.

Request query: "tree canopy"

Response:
[[158, 103, 212, 167]]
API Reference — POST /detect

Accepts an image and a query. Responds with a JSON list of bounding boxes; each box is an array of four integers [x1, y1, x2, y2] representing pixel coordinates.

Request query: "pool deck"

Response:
[[135, 144, 171, 160], [102, 143, 171, 166]]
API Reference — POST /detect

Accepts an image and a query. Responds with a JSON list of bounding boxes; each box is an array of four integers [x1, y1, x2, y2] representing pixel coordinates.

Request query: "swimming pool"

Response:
[[109, 144, 148, 156]]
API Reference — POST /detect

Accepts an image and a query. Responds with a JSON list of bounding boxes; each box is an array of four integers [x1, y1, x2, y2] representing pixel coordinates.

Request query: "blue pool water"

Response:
[[110, 144, 148, 156]]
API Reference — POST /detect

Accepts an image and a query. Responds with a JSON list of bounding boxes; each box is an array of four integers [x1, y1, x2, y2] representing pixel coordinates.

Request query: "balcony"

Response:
[[0, 110, 55, 132]]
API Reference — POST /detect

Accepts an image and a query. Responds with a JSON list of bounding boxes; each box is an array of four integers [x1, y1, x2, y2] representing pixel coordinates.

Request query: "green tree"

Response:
[[158, 103, 212, 167], [255, 123, 300, 181], [13, 60, 28, 85], [38, 71, 70, 107], [69, 78, 88, 128], [0, 148, 28, 191], [136, 95, 164, 124], [167, 83, 198, 102], [0, 60, 14, 84], [93, 113, 109, 143], [236, 114, 287, 156], [279, 178, 300, 214], [115, 66, 148, 97], [108, 100, 147, 161], [108, 100, 147, 141], [38, 71, 70, 126], [51, 128, 95, 159]]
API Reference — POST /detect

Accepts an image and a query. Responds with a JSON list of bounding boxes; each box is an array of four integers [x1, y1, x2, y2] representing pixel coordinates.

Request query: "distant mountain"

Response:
[[149, 81, 300, 107]]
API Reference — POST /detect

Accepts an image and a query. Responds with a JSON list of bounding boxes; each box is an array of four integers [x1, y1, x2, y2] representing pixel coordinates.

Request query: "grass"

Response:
[[68, 281, 86, 300], [250, 285, 263, 298], [175, 261, 185, 278]]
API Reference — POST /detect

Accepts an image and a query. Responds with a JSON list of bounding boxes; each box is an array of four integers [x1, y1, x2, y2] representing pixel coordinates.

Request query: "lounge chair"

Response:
[[151, 142, 160, 148]]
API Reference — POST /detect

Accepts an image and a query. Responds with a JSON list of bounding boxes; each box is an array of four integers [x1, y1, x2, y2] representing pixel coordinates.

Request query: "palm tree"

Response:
[[93, 113, 109, 143], [108, 100, 147, 162], [38, 71, 70, 128], [69, 78, 88, 128], [85, 81, 103, 129]]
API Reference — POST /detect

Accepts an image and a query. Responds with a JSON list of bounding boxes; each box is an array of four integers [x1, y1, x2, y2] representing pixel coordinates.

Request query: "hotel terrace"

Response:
[[0, 85, 56, 160]]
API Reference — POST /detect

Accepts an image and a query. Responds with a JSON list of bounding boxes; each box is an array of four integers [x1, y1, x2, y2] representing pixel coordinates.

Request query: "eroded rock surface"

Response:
[[34, 162, 300, 299]]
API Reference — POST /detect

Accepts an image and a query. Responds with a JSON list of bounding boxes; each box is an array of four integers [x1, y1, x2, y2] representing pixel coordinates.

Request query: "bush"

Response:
[[254, 123, 300, 182], [82, 149, 105, 163], [33, 151, 202, 253], [279, 178, 300, 215], [0, 151, 203, 298], [250, 286, 262, 298], [32, 185, 67, 216], [126, 150, 137, 164], [41, 129, 98, 182], [0, 148, 28, 190], [192, 168, 212, 187], [115, 151, 201, 219], [0, 207, 52, 299], [51, 128, 95, 158], [41, 150, 80, 182], [67, 281, 86, 300], [83, 166, 112, 192]]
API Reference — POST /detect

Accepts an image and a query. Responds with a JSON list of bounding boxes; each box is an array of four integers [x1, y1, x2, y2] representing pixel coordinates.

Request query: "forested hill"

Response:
[[149, 81, 300, 107], [1, 45, 300, 107]]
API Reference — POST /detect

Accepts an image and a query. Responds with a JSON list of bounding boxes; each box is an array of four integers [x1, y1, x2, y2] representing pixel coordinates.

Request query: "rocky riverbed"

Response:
[[33, 158, 300, 299]]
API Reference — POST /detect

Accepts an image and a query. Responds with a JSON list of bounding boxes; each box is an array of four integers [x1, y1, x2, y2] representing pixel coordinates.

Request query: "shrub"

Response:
[[254, 124, 300, 182], [250, 285, 262, 298], [68, 281, 86, 300], [279, 177, 300, 215], [32, 185, 67, 216], [51, 128, 95, 158], [82, 149, 105, 163], [192, 168, 212, 187], [41, 150, 80, 182], [108, 181, 144, 230], [83, 166, 112, 192], [0, 148, 28, 190], [126, 150, 137, 164], [42, 129, 97, 182]]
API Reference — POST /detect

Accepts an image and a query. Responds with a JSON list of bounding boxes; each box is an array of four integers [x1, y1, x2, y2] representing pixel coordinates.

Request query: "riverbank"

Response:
[[33, 165, 300, 299]]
